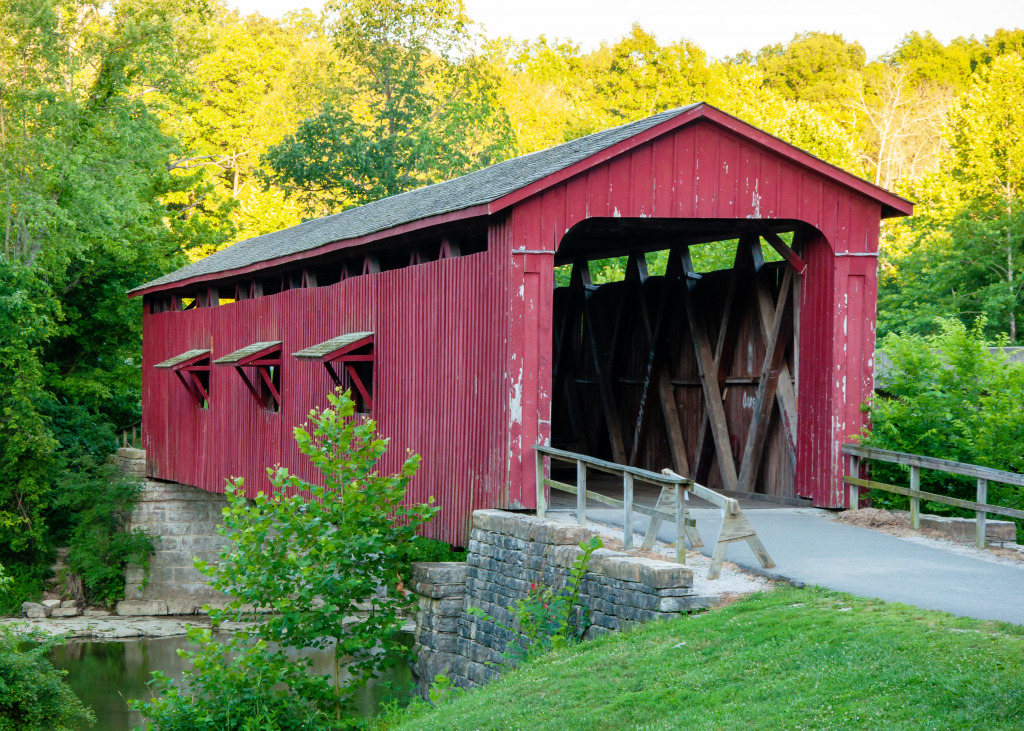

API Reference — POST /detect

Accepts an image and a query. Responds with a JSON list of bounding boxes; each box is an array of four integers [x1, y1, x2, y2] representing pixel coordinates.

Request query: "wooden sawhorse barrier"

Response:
[[658, 470, 775, 579]]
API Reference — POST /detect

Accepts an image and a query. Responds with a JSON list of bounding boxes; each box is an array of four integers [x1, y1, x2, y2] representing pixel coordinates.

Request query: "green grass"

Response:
[[377, 587, 1024, 731]]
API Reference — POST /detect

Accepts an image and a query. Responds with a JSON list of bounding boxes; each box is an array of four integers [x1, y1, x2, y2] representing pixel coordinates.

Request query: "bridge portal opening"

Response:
[[550, 218, 805, 499]]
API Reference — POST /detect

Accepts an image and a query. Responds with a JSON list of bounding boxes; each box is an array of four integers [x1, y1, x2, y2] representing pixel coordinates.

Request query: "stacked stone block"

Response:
[[118, 468, 231, 615], [410, 562, 468, 693], [411, 509, 710, 694], [112, 447, 146, 478]]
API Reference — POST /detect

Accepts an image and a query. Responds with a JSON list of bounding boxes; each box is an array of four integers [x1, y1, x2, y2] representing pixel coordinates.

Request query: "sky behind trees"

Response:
[[231, 0, 1024, 58]]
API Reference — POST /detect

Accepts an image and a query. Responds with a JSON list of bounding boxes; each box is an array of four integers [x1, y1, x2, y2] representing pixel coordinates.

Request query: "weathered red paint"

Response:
[[138, 106, 911, 545]]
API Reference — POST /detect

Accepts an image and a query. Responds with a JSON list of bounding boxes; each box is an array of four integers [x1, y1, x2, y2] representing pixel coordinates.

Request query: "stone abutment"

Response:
[[410, 509, 711, 695]]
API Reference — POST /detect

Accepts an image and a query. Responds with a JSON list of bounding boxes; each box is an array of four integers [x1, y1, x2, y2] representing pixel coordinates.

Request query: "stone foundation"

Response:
[[114, 449, 230, 615], [411, 509, 710, 695], [112, 447, 146, 479], [919, 514, 1018, 544]]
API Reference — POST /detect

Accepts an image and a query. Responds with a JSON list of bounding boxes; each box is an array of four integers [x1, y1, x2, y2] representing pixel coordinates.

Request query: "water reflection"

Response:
[[48, 634, 413, 731]]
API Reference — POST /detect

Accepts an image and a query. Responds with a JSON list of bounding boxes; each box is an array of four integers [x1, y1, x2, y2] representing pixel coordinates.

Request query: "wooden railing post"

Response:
[[910, 466, 921, 531], [576, 459, 587, 526], [976, 478, 987, 548], [849, 454, 860, 511], [536, 448, 546, 518], [675, 485, 686, 565], [623, 472, 634, 550]]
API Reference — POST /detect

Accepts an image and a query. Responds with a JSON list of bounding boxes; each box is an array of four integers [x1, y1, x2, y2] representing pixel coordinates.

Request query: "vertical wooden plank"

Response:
[[676, 485, 687, 565], [623, 472, 634, 550], [910, 465, 920, 530], [976, 478, 987, 548], [736, 270, 792, 492], [849, 455, 860, 511], [577, 460, 587, 526], [536, 449, 546, 518]]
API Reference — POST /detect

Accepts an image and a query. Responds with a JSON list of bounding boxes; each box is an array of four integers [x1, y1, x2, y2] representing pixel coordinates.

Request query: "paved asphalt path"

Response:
[[579, 507, 1024, 625]]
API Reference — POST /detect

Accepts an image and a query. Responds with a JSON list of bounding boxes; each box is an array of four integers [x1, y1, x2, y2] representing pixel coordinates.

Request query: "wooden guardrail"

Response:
[[533, 445, 776, 578], [534, 445, 692, 563], [117, 422, 141, 449], [843, 443, 1024, 548]]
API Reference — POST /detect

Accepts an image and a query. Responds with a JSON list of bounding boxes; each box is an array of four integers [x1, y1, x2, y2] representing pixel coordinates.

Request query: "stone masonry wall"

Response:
[[412, 509, 710, 694], [113, 449, 230, 616]]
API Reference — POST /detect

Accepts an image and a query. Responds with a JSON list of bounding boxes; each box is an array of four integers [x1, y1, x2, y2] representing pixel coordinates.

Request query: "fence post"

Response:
[[910, 465, 921, 531], [623, 472, 634, 550], [576, 460, 587, 526], [675, 484, 686, 565], [849, 454, 860, 511], [536, 449, 546, 519], [976, 478, 987, 549]]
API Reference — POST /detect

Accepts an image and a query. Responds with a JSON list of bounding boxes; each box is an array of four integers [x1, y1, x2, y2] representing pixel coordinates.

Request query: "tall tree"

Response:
[[878, 53, 1024, 341], [263, 0, 515, 216], [168, 9, 336, 255], [756, 32, 866, 105], [0, 0, 229, 601]]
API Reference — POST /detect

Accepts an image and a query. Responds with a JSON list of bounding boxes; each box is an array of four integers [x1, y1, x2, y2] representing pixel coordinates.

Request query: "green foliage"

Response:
[[756, 32, 866, 104], [378, 587, 1024, 731], [399, 537, 466, 586], [263, 0, 515, 216], [0, 567, 94, 730], [134, 629, 333, 731], [469, 536, 602, 664], [879, 53, 1024, 342], [0, 0, 229, 612], [863, 319, 1024, 538], [58, 463, 153, 608], [136, 389, 437, 728]]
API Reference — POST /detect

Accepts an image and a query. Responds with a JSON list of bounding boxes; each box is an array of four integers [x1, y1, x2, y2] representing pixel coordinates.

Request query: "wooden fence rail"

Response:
[[842, 443, 1024, 548], [117, 422, 141, 449], [533, 445, 776, 578], [534, 444, 693, 564]]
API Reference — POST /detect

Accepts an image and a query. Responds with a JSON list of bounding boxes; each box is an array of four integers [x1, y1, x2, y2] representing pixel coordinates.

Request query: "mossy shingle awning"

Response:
[[213, 341, 282, 365], [155, 349, 210, 369], [293, 332, 374, 360]]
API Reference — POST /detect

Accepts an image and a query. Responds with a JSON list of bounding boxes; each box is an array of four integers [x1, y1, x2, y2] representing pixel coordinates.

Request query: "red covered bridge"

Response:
[[132, 103, 912, 546]]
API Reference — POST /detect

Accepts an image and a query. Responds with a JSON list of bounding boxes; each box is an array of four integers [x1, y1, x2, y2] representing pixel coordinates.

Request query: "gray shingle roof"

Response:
[[133, 105, 698, 294], [293, 332, 374, 360]]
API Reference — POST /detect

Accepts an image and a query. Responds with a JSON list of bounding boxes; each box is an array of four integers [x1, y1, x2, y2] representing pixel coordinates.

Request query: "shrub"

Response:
[[0, 565, 94, 730], [135, 389, 438, 728], [863, 318, 1024, 538]]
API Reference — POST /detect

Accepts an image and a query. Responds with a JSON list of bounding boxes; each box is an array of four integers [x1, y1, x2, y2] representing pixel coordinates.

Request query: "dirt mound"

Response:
[[835, 508, 910, 530]]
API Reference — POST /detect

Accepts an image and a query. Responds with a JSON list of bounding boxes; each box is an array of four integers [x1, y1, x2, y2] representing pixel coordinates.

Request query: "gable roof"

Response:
[[133, 105, 698, 295], [133, 103, 911, 296]]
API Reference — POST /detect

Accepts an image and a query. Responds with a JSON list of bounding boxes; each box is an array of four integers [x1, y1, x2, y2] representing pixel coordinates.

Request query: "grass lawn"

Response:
[[377, 586, 1024, 730]]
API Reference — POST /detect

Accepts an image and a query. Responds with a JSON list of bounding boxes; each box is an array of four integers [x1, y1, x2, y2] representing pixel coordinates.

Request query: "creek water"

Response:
[[47, 634, 414, 730]]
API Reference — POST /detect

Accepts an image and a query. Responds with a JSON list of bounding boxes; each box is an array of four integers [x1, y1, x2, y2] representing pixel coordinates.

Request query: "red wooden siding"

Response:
[[143, 249, 509, 545]]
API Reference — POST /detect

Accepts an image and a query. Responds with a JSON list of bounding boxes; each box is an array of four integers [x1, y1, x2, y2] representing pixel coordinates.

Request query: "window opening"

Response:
[[363, 255, 381, 275], [214, 341, 283, 412], [293, 332, 374, 414], [155, 349, 212, 408]]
